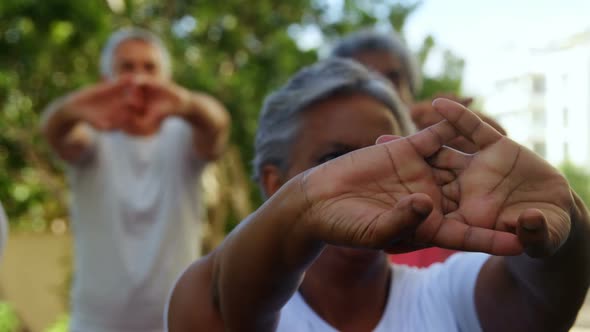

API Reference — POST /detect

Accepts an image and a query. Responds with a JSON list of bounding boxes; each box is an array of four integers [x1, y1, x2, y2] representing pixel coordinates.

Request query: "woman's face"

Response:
[[284, 93, 402, 262], [285, 93, 401, 181]]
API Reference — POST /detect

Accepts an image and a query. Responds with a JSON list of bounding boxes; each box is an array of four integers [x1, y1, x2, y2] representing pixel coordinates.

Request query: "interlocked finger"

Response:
[[433, 98, 503, 149], [405, 120, 460, 158]]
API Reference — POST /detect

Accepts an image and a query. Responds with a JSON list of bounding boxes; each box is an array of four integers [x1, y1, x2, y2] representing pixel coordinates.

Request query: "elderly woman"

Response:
[[167, 58, 590, 331]]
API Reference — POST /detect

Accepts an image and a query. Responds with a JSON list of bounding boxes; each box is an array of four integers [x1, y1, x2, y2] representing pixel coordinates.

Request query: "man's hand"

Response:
[[428, 98, 573, 257], [62, 77, 140, 131], [64, 77, 194, 137], [125, 78, 192, 136], [42, 77, 145, 162]]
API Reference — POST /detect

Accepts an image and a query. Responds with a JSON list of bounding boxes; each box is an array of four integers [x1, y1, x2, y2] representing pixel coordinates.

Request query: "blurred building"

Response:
[[484, 31, 590, 169]]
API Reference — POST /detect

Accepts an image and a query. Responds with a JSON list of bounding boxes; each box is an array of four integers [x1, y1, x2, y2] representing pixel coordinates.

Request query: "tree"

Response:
[[0, 0, 464, 233], [0, 0, 319, 230], [1, 1, 468, 327], [560, 160, 590, 207]]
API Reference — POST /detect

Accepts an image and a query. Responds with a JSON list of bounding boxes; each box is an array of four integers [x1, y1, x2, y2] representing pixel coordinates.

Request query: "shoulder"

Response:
[[166, 254, 224, 331]]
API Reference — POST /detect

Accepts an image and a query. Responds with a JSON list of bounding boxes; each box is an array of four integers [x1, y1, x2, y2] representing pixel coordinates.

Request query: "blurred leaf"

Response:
[[560, 160, 590, 206], [0, 302, 22, 332]]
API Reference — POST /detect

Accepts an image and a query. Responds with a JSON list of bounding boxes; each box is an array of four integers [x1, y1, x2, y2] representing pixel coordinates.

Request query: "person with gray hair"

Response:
[[331, 29, 507, 152], [99, 27, 172, 79], [331, 29, 421, 106], [252, 56, 415, 190], [42, 27, 230, 331], [166, 58, 590, 332], [332, 29, 510, 267]]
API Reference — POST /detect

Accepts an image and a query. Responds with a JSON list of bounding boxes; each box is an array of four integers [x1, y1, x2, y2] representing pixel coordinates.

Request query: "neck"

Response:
[[299, 247, 392, 332]]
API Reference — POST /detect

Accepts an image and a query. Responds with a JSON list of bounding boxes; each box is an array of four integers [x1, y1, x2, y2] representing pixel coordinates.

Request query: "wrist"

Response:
[[175, 87, 196, 119], [261, 172, 325, 260], [285, 172, 317, 240]]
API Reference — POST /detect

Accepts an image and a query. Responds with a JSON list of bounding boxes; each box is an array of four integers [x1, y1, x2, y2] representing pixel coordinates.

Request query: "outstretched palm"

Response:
[[68, 77, 140, 131], [125, 78, 191, 136], [428, 99, 573, 256], [301, 133, 438, 249], [300, 98, 573, 257], [300, 116, 519, 254]]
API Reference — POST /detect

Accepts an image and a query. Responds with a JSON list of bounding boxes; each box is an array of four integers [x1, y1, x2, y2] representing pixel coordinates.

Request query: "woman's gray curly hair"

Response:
[[253, 58, 415, 190]]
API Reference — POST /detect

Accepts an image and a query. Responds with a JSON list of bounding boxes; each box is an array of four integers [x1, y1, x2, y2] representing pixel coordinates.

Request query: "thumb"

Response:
[[372, 193, 433, 247], [516, 209, 552, 258]]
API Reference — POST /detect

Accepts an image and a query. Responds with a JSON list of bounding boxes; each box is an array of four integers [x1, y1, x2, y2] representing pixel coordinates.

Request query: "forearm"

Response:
[[214, 173, 323, 331], [42, 97, 92, 162], [181, 92, 230, 160], [505, 190, 590, 328]]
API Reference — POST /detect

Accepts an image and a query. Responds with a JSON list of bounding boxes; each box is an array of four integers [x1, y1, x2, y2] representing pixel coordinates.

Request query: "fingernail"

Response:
[[376, 135, 397, 144], [411, 200, 432, 216], [522, 221, 540, 232]]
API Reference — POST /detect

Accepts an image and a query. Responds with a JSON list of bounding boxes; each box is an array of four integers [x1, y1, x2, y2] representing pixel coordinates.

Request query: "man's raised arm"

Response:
[[42, 78, 135, 162]]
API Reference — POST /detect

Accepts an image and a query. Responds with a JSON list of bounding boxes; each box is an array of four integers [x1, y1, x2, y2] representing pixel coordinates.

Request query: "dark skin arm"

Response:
[[428, 99, 590, 332], [477, 192, 590, 332], [169, 99, 590, 332], [170, 199, 430, 332], [167, 116, 531, 331]]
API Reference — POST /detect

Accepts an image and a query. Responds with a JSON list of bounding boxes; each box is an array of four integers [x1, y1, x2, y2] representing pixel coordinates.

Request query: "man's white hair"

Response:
[[99, 27, 171, 79]]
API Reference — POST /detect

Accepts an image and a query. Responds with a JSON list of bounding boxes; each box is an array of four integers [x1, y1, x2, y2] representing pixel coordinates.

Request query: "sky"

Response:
[[403, 0, 590, 96]]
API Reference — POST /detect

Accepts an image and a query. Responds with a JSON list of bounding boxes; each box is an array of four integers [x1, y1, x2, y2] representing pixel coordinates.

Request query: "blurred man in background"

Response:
[[42, 27, 230, 331]]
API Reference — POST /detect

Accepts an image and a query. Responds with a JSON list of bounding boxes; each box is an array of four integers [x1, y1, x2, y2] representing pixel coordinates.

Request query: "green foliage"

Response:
[[1, 0, 113, 230], [1, 1, 466, 326], [0, 302, 21, 332], [0, 0, 464, 231], [560, 160, 590, 206], [44, 314, 69, 332], [415, 50, 465, 100]]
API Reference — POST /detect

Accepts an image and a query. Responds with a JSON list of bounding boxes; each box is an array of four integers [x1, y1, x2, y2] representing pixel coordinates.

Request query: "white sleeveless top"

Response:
[[277, 253, 488, 332], [68, 118, 206, 332]]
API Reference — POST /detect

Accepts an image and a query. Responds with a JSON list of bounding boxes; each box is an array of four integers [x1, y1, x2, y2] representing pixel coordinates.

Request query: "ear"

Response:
[[260, 164, 285, 198]]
